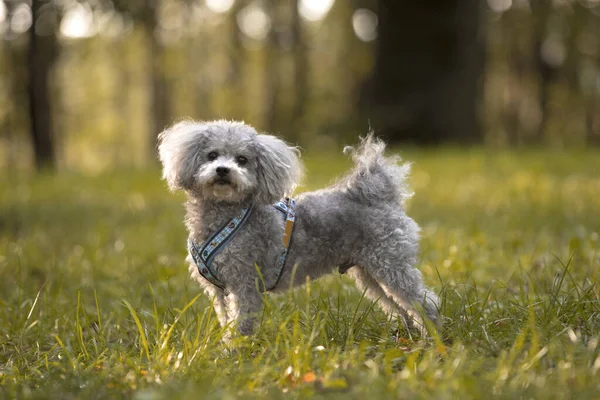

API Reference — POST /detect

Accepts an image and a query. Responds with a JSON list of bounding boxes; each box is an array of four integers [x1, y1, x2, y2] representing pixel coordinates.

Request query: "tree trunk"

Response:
[[587, 57, 600, 146], [363, 0, 485, 145], [264, 0, 280, 134], [28, 0, 58, 170], [228, 0, 245, 118], [2, 34, 28, 171], [115, 37, 133, 165], [143, 1, 170, 159], [506, 42, 524, 147], [530, 1, 553, 145], [192, 35, 212, 121], [585, 9, 600, 147], [290, 0, 307, 139], [585, 99, 599, 146]]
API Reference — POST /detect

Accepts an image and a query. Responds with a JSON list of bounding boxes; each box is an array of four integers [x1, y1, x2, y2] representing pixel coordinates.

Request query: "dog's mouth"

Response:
[[208, 176, 243, 201], [213, 177, 232, 186]]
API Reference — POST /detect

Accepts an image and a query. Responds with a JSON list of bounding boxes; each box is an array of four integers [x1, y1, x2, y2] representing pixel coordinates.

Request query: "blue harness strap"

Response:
[[188, 198, 296, 291], [188, 205, 254, 290], [271, 197, 296, 290]]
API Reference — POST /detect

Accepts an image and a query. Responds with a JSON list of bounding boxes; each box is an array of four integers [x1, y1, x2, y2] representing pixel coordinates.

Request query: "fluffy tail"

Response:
[[339, 134, 412, 206]]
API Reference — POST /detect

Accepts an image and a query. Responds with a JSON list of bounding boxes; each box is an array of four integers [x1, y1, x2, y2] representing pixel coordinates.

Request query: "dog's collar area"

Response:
[[188, 198, 296, 292]]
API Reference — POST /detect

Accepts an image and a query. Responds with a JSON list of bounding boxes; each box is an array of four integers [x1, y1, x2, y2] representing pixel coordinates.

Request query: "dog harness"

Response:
[[188, 198, 297, 291]]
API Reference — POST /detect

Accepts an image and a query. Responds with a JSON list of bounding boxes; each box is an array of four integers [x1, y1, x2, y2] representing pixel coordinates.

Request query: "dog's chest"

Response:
[[192, 216, 284, 283]]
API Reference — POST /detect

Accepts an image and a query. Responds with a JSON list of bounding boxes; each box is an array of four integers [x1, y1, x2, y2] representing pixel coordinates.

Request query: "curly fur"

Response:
[[158, 120, 439, 338]]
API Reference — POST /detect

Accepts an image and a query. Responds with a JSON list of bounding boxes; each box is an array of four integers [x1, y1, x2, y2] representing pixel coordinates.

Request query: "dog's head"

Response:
[[158, 120, 302, 204]]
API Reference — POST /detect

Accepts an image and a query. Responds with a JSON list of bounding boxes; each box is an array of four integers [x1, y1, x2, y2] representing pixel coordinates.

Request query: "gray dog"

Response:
[[158, 120, 438, 338]]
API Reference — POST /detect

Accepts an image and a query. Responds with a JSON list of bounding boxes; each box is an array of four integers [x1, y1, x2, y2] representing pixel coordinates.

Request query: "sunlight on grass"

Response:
[[0, 148, 599, 398]]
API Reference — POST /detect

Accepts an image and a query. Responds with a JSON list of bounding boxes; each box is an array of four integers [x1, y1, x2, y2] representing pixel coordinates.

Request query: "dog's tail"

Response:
[[339, 133, 412, 206]]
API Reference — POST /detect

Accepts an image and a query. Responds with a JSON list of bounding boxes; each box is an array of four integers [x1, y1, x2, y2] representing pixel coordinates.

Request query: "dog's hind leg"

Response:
[[371, 262, 438, 334], [346, 266, 413, 330], [358, 238, 439, 334]]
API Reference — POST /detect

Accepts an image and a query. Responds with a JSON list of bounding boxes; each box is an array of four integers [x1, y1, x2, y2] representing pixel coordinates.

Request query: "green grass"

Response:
[[1, 148, 599, 399]]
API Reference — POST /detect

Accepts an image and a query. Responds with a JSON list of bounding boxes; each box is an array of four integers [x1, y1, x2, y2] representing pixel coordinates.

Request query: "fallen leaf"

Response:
[[302, 372, 317, 383]]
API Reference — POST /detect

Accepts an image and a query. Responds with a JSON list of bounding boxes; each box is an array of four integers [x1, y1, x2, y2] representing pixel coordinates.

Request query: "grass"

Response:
[[1, 147, 599, 399]]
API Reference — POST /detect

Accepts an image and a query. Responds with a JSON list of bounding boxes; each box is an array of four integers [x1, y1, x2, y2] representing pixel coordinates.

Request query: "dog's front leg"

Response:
[[225, 283, 264, 336], [204, 285, 229, 328]]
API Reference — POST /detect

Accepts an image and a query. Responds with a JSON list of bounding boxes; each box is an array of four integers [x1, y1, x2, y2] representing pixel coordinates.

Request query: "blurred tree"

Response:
[[264, 0, 281, 133], [504, 11, 527, 146], [111, 0, 169, 158], [587, 12, 600, 147], [1, 1, 30, 169], [291, 0, 307, 137], [28, 0, 60, 170], [500, 6, 537, 146], [571, 3, 600, 147], [531, 0, 554, 144], [363, 0, 485, 145], [228, 0, 245, 117]]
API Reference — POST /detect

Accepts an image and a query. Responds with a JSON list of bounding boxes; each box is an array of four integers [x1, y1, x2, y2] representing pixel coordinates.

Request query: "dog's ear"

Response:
[[254, 134, 302, 204], [157, 121, 208, 191]]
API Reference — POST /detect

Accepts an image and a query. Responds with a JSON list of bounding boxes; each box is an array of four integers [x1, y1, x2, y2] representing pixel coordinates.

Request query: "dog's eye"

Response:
[[236, 155, 248, 165], [207, 151, 219, 161]]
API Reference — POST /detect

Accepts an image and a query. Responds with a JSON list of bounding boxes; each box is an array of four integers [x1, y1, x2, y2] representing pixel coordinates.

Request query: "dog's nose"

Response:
[[216, 167, 230, 177]]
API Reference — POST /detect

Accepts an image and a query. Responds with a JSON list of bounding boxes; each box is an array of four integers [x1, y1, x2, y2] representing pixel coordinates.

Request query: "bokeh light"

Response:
[[0, 1, 6, 25], [237, 3, 271, 41], [352, 9, 377, 42], [10, 3, 32, 34], [487, 0, 512, 13], [60, 3, 95, 38], [206, 0, 235, 14], [298, 0, 335, 22], [540, 35, 567, 68], [96, 11, 130, 39]]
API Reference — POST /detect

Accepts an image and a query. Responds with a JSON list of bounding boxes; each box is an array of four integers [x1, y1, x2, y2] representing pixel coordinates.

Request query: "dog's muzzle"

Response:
[[214, 167, 232, 185]]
